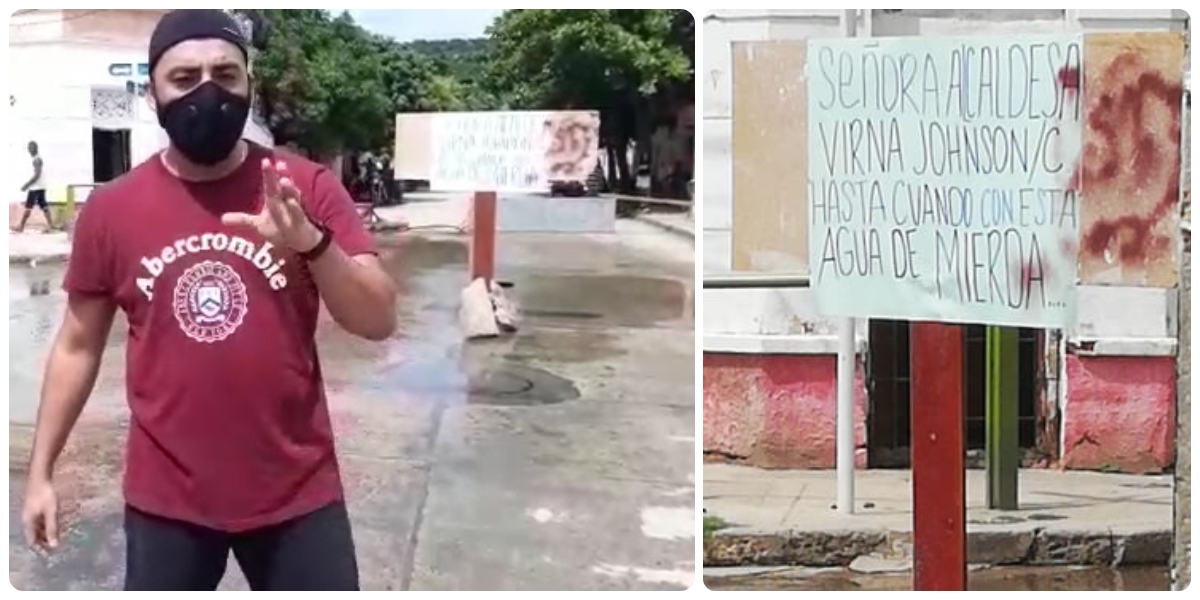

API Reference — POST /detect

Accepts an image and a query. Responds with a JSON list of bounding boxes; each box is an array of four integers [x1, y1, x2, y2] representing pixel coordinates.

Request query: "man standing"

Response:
[[13, 141, 55, 233], [19, 10, 398, 591]]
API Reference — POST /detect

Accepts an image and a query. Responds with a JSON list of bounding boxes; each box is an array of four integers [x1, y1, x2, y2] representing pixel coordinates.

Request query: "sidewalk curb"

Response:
[[704, 527, 1171, 568], [631, 213, 695, 241], [10, 253, 69, 265]]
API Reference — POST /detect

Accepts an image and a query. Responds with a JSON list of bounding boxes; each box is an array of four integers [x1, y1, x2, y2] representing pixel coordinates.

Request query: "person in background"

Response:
[[13, 141, 55, 233], [19, 9, 397, 591]]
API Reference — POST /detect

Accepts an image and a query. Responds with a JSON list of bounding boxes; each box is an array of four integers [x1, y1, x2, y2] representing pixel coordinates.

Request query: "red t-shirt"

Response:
[[63, 143, 376, 532]]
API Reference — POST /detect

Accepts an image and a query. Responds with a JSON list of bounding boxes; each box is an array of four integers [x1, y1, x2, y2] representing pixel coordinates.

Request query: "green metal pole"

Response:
[[985, 326, 1020, 510]]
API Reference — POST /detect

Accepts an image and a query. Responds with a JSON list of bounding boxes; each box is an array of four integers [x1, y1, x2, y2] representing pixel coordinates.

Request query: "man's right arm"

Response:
[[27, 294, 116, 483], [30, 188, 117, 484], [21, 157, 42, 191]]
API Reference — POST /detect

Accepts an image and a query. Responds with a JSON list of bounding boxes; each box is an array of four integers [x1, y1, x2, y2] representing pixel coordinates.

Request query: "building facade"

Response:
[[8, 10, 273, 203], [703, 9, 1190, 474]]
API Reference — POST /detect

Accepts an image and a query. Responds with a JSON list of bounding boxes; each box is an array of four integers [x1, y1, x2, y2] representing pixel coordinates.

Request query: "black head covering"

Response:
[[148, 10, 249, 76]]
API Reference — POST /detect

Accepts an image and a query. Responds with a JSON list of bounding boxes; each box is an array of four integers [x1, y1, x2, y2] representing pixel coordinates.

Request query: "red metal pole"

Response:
[[469, 191, 497, 282], [910, 321, 967, 591]]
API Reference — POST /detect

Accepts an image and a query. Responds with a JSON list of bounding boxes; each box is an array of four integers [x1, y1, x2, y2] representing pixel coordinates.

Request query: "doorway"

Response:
[[92, 128, 131, 183], [865, 320, 1042, 468]]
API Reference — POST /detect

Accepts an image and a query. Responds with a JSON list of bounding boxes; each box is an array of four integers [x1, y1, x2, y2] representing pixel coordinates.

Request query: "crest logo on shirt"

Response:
[[173, 260, 249, 343]]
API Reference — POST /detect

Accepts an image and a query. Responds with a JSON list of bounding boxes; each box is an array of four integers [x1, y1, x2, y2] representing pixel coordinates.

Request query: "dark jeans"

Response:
[[23, 189, 47, 210], [123, 502, 359, 591]]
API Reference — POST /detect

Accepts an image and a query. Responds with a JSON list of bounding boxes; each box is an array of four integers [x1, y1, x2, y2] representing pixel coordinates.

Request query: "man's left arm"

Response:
[[301, 168, 398, 341]]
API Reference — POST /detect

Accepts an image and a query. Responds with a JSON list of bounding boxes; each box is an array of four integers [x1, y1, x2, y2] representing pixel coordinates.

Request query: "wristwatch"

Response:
[[299, 221, 333, 261]]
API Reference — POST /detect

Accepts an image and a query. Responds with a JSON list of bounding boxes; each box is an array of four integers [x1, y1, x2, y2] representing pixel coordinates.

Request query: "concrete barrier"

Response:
[[496, 195, 617, 234]]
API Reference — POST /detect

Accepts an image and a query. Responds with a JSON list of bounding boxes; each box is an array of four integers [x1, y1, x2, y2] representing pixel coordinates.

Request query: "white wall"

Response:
[[9, 39, 274, 200], [10, 42, 162, 195], [7, 10, 66, 45]]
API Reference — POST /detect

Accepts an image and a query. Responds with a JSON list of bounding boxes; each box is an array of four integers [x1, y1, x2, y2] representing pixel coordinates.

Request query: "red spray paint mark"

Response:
[[1052, 65, 1082, 192], [1060, 237, 1078, 258], [1017, 256, 1053, 294], [1057, 66, 1081, 90], [1080, 52, 1184, 266], [1066, 166, 1081, 193]]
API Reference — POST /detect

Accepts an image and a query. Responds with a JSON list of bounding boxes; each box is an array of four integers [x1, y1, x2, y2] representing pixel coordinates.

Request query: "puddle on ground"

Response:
[[375, 348, 581, 407], [513, 275, 688, 328], [503, 328, 624, 364], [704, 565, 1171, 591], [522, 309, 604, 320], [466, 363, 581, 406], [969, 513, 1068, 526], [377, 236, 468, 272]]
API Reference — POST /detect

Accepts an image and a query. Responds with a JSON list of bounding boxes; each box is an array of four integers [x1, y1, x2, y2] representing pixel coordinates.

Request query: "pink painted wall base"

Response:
[[703, 352, 1176, 474], [703, 353, 867, 469], [1062, 355, 1176, 474]]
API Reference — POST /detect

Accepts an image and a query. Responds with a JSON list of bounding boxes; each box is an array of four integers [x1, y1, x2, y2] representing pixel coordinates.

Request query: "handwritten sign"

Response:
[[428, 110, 600, 193], [806, 36, 1084, 328]]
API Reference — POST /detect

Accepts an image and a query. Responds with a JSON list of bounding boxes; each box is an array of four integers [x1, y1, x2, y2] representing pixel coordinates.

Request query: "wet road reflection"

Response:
[[10, 233, 691, 421], [704, 565, 1171, 591]]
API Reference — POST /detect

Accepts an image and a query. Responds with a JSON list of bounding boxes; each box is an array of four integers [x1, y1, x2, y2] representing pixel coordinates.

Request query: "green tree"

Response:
[[238, 9, 395, 158], [401, 38, 502, 111], [486, 9, 694, 191]]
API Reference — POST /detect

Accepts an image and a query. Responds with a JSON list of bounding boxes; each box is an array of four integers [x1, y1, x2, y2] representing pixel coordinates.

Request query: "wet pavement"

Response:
[[8, 223, 696, 590], [703, 565, 1170, 591]]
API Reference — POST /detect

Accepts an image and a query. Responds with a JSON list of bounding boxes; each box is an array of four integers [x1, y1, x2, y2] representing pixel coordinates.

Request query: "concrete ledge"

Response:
[[497, 195, 616, 233], [704, 527, 1171, 568], [10, 253, 68, 265], [1067, 337, 1178, 357], [705, 530, 892, 568], [633, 212, 695, 240], [704, 333, 867, 355]]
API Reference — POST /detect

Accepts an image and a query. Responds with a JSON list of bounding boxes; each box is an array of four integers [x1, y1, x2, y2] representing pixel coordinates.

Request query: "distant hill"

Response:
[[401, 38, 489, 69], [400, 37, 490, 57], [400, 38, 492, 92]]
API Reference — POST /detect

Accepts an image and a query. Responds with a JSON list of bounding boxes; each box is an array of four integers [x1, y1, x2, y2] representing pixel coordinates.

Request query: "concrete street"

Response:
[[8, 194, 697, 591]]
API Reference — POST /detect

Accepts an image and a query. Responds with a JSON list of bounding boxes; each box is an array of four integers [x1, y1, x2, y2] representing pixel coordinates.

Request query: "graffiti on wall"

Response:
[[1078, 32, 1186, 288], [542, 111, 602, 183]]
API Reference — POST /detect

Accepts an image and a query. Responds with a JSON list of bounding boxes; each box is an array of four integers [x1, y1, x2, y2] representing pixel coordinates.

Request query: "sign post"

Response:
[[911, 322, 966, 590], [986, 326, 1020, 509], [806, 34, 1084, 590], [469, 191, 498, 282]]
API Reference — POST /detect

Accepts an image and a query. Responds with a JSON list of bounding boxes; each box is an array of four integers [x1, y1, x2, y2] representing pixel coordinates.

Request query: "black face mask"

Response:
[[157, 81, 250, 166]]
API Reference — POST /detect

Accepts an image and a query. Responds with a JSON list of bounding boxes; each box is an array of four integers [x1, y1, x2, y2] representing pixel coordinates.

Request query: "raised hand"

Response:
[[222, 158, 322, 253]]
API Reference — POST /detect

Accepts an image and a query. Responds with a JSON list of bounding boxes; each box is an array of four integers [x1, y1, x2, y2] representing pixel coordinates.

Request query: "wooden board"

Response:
[[731, 41, 809, 273], [393, 113, 433, 181]]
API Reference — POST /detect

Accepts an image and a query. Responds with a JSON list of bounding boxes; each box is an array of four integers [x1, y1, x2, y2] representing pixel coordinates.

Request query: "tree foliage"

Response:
[[488, 10, 691, 105], [238, 8, 696, 182], [486, 10, 694, 189], [240, 10, 388, 156]]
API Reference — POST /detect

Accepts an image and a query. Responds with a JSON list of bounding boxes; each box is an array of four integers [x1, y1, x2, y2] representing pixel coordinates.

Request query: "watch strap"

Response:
[[299, 222, 333, 261]]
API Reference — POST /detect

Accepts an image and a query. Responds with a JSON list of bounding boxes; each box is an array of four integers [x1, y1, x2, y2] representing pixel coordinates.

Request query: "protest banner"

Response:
[[395, 110, 600, 193], [806, 35, 1084, 329]]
